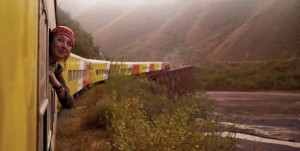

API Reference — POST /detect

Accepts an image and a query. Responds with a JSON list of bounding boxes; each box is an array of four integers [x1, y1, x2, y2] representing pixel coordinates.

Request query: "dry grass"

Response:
[[56, 76, 236, 151], [56, 85, 111, 151]]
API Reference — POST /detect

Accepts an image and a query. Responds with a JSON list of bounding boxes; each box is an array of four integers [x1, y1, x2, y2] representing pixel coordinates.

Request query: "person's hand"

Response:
[[49, 69, 60, 87]]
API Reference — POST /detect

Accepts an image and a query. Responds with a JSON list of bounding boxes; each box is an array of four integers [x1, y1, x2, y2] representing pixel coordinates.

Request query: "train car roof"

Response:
[[138, 62, 164, 64], [70, 53, 90, 62], [89, 59, 110, 64], [127, 62, 164, 64]]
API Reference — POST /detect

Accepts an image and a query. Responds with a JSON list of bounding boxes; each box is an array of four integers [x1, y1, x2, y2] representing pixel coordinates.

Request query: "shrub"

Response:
[[109, 98, 235, 151], [81, 74, 236, 150]]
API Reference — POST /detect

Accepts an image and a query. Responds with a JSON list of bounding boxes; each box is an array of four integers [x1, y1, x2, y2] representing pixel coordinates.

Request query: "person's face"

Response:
[[50, 35, 72, 60]]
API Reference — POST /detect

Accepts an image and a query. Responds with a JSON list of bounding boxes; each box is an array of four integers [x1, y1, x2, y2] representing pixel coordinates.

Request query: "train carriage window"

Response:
[[76, 70, 78, 80], [69, 70, 72, 82], [72, 70, 75, 81], [72, 70, 74, 81], [73, 70, 74, 80], [74, 70, 77, 80], [78, 70, 80, 79], [68, 70, 72, 82]]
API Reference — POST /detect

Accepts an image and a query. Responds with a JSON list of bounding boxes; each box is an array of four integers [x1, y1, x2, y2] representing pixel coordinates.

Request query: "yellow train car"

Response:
[[63, 53, 91, 95], [138, 62, 151, 74], [136, 62, 166, 74], [150, 62, 163, 72], [90, 59, 110, 84], [121, 62, 134, 75], [1, 0, 58, 151], [110, 61, 133, 76]]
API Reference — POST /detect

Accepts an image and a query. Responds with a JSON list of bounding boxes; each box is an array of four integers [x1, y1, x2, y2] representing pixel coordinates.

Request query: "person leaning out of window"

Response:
[[49, 26, 75, 109]]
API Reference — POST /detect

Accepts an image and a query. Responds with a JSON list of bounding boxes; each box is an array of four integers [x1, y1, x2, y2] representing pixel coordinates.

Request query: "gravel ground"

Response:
[[207, 91, 300, 151]]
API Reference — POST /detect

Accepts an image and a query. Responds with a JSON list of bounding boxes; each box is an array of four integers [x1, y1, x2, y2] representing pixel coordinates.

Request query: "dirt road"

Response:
[[206, 91, 300, 150]]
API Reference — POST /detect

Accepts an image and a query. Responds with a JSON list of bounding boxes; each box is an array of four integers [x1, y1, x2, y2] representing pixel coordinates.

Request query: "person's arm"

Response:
[[49, 66, 74, 109]]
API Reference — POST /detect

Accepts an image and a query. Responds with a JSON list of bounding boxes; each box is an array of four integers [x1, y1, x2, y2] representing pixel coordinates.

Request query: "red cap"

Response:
[[51, 26, 75, 48]]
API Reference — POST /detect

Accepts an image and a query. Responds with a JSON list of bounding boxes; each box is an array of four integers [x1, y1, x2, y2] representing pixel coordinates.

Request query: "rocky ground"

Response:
[[207, 91, 300, 151]]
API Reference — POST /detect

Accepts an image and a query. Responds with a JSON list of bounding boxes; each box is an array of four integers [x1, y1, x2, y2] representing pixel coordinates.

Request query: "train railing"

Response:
[[147, 66, 196, 98]]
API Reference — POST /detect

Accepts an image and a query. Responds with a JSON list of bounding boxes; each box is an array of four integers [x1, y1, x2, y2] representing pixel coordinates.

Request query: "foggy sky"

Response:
[[57, 0, 186, 17]]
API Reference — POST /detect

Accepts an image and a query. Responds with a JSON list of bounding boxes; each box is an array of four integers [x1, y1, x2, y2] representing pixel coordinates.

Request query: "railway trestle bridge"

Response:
[[147, 66, 196, 98]]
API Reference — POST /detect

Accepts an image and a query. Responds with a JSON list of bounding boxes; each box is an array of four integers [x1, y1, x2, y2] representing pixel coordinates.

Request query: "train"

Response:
[[0, 0, 169, 151], [63, 53, 169, 97]]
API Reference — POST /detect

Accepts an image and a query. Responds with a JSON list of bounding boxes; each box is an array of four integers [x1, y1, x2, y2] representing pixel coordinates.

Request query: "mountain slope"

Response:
[[91, 0, 186, 59], [209, 0, 300, 61], [60, 0, 300, 65]]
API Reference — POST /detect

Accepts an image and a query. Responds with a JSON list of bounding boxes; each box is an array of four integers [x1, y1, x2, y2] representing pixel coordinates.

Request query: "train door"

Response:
[[37, 0, 57, 150]]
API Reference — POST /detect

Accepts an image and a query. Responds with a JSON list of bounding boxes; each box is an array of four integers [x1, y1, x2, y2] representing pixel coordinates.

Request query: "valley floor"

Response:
[[207, 91, 300, 151], [55, 91, 300, 151]]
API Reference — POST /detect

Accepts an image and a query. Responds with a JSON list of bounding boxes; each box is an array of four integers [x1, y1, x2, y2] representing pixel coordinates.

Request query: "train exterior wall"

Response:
[[90, 60, 110, 84], [154, 62, 162, 71], [83, 61, 91, 88], [120, 63, 132, 75], [0, 0, 38, 151], [132, 64, 140, 75], [139, 63, 150, 74], [63, 54, 91, 95]]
